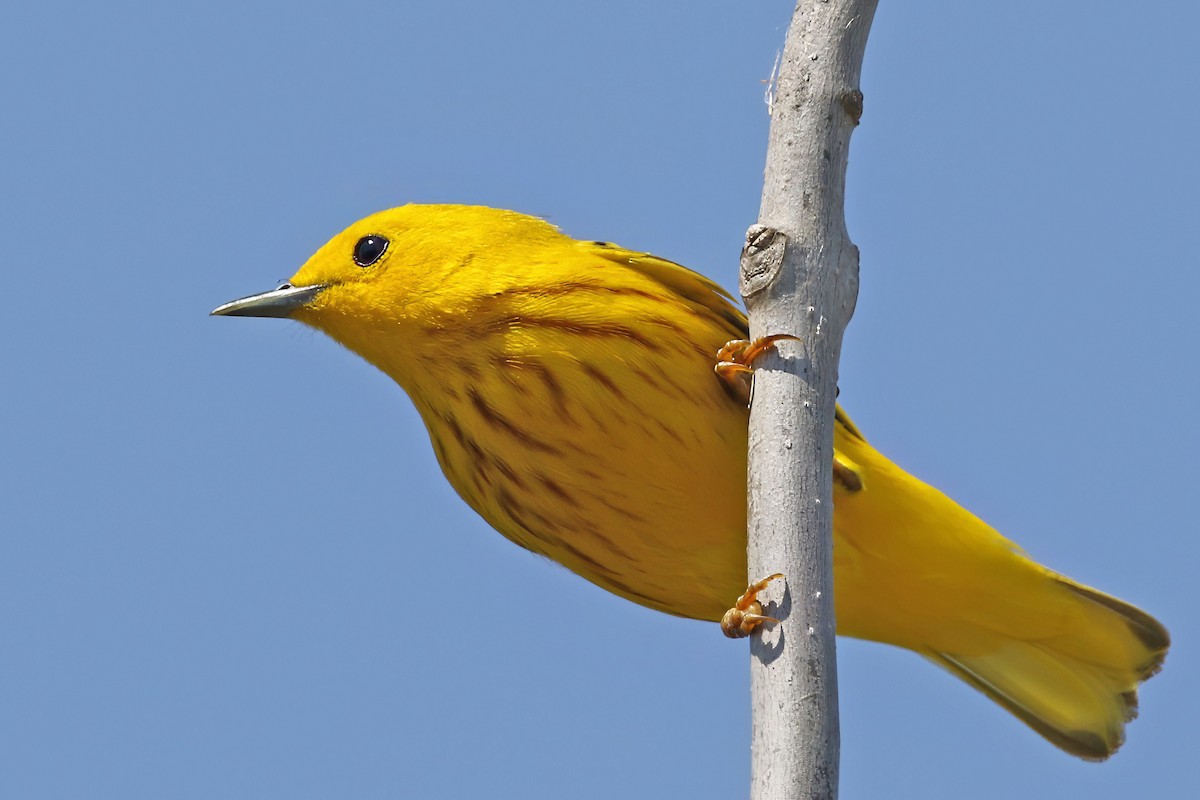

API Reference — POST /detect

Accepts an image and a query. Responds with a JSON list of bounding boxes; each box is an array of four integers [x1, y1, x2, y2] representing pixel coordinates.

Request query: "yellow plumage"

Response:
[[214, 204, 1168, 759]]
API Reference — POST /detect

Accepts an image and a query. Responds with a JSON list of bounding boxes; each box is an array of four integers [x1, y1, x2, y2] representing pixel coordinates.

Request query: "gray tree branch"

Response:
[[742, 2, 877, 798]]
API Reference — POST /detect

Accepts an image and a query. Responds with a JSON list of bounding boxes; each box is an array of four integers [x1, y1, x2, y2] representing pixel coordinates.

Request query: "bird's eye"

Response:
[[353, 235, 389, 267]]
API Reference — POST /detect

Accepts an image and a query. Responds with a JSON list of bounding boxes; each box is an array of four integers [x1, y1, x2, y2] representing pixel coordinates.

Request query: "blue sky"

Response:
[[2, 1, 1196, 797]]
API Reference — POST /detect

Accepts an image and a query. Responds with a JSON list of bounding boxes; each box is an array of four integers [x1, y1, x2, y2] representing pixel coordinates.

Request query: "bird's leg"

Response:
[[715, 334, 801, 405], [721, 573, 785, 638]]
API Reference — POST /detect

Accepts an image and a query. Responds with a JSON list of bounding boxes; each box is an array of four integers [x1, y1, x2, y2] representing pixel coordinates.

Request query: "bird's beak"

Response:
[[210, 283, 327, 318]]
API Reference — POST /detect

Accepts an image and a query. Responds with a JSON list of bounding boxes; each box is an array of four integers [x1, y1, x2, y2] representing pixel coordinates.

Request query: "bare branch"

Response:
[[743, 2, 877, 799]]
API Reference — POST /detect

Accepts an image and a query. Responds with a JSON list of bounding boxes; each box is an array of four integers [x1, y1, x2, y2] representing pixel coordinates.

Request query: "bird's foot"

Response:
[[721, 573, 785, 638], [715, 335, 800, 405]]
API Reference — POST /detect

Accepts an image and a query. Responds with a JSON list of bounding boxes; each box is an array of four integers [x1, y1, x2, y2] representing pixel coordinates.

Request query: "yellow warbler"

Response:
[[213, 204, 1167, 760]]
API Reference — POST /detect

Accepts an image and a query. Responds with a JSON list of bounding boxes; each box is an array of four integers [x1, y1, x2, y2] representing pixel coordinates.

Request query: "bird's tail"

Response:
[[923, 576, 1169, 760]]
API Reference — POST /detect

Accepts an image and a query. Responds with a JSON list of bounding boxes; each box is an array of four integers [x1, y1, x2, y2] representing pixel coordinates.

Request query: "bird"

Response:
[[213, 203, 1168, 760]]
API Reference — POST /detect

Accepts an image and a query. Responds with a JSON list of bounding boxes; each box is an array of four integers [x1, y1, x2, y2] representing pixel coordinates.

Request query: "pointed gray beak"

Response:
[[210, 283, 327, 318]]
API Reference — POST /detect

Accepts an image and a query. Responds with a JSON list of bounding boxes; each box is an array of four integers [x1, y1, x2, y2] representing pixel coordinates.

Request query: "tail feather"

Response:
[[925, 579, 1169, 760], [1056, 579, 1170, 679], [832, 410, 1169, 758]]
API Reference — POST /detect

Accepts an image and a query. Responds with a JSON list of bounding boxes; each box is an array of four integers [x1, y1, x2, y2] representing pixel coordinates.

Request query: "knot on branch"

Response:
[[740, 225, 788, 298], [840, 89, 864, 125]]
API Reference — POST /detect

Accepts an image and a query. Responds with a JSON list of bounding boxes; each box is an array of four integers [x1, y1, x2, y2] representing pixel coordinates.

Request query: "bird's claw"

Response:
[[714, 335, 800, 405], [721, 573, 785, 638]]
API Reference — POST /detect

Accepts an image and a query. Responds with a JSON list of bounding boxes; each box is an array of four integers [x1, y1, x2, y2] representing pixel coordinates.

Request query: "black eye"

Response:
[[353, 235, 389, 267]]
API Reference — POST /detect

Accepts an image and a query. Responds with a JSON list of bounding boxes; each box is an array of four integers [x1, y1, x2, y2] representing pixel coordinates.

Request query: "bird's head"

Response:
[[212, 204, 567, 374]]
